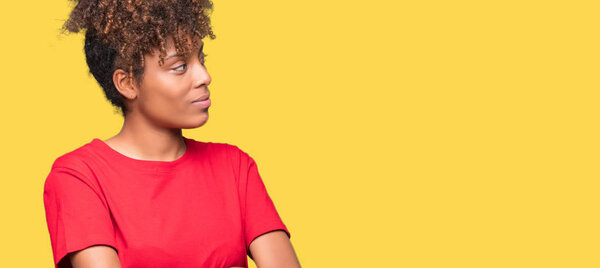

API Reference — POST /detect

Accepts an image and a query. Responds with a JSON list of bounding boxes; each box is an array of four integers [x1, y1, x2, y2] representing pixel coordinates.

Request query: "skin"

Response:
[[68, 34, 300, 267], [103, 34, 211, 162], [249, 230, 302, 268]]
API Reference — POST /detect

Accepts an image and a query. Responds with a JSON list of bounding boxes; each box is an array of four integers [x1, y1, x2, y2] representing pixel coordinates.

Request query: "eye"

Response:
[[200, 53, 208, 65], [173, 63, 187, 72]]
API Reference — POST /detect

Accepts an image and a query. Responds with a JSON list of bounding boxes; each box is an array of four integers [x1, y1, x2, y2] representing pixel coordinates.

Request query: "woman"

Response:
[[42, 0, 300, 267]]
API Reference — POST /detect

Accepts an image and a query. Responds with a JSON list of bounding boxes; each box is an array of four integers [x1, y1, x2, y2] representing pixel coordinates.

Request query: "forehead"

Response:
[[164, 33, 203, 52], [144, 33, 203, 65]]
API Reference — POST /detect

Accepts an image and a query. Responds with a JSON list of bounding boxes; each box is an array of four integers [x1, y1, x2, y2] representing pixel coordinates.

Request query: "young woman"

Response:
[[42, 0, 300, 267]]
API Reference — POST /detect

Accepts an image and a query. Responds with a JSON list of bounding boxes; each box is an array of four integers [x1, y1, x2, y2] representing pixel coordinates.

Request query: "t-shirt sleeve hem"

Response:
[[54, 240, 119, 268], [245, 222, 291, 252]]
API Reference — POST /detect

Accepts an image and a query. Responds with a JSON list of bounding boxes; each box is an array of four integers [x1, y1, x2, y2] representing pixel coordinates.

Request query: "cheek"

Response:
[[140, 75, 188, 114]]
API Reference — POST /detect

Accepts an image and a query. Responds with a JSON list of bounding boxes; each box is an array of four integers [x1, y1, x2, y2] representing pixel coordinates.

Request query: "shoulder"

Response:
[[50, 140, 97, 172], [185, 137, 250, 159], [184, 138, 256, 174], [44, 140, 99, 190]]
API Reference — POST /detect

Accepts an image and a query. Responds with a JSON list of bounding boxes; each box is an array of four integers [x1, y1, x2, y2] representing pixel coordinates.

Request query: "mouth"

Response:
[[191, 93, 210, 103], [191, 93, 211, 108]]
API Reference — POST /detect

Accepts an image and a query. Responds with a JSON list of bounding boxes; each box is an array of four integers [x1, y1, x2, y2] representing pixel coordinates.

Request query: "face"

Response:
[[131, 34, 212, 129]]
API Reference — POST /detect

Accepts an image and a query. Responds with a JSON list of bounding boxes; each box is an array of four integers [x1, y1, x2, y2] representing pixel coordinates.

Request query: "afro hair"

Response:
[[61, 0, 216, 116]]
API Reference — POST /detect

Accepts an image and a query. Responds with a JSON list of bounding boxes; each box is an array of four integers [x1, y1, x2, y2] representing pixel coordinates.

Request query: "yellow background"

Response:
[[0, 0, 598, 267]]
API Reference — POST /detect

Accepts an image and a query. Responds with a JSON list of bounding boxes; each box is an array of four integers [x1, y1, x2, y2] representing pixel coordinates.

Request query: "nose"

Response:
[[191, 57, 211, 89]]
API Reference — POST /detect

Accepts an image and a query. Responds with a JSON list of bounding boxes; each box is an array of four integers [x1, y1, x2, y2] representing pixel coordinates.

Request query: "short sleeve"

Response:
[[43, 165, 118, 268], [235, 147, 291, 255]]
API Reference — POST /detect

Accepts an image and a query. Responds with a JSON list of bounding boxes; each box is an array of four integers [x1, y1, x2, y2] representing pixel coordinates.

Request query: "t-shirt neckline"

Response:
[[90, 136, 192, 172]]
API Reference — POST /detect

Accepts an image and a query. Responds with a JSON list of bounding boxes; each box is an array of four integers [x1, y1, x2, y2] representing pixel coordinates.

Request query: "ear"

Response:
[[112, 68, 138, 101]]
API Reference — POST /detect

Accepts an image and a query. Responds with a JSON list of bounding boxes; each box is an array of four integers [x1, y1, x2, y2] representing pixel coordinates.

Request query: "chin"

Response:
[[182, 112, 209, 129]]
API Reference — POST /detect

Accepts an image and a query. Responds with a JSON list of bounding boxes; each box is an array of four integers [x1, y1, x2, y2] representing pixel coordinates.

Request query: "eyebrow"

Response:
[[164, 42, 204, 61]]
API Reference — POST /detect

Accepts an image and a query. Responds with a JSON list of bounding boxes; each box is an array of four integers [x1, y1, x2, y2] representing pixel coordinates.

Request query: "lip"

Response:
[[191, 97, 211, 108], [191, 93, 210, 103]]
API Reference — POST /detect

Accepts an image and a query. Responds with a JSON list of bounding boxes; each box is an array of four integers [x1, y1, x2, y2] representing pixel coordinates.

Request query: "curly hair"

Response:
[[61, 0, 216, 116]]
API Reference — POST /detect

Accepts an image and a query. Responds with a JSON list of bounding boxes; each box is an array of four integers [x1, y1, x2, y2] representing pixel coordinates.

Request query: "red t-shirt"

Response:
[[43, 137, 290, 268]]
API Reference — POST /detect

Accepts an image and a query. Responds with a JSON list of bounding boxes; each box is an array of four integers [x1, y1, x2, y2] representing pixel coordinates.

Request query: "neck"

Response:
[[107, 112, 187, 162]]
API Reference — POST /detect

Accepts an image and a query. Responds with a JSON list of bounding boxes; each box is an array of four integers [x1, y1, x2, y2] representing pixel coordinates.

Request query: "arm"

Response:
[[68, 245, 122, 268], [43, 164, 121, 268], [249, 230, 301, 268]]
